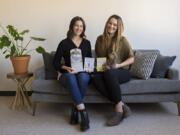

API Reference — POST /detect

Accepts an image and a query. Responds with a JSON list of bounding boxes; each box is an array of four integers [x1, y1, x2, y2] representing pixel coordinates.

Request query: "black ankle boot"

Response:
[[79, 109, 90, 131], [70, 106, 79, 125]]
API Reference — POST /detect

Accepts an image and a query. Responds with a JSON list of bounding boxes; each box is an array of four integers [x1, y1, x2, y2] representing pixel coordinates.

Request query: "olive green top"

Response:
[[95, 35, 134, 64]]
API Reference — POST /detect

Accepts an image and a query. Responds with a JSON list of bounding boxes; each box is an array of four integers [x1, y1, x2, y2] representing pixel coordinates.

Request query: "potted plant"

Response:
[[0, 24, 46, 74]]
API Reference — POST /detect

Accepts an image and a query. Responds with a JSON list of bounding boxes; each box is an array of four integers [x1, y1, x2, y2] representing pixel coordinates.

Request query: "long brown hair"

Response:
[[102, 15, 124, 52], [67, 16, 86, 39]]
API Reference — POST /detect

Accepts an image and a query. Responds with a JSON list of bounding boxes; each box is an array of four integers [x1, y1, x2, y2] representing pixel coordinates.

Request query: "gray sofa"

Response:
[[31, 50, 180, 116]]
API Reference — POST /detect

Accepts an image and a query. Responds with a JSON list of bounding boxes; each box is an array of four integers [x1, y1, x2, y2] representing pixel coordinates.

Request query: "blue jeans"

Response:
[[60, 72, 90, 105]]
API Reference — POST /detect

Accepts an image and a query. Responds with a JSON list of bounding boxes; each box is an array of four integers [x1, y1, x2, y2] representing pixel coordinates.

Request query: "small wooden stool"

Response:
[[7, 72, 33, 110]]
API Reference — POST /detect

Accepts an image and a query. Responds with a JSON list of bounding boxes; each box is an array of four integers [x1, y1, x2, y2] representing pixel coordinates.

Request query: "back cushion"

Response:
[[151, 55, 176, 78], [42, 52, 57, 80], [130, 50, 159, 79]]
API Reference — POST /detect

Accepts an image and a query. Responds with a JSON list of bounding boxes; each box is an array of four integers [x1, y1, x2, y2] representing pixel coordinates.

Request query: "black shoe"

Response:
[[79, 109, 90, 131], [70, 106, 79, 125]]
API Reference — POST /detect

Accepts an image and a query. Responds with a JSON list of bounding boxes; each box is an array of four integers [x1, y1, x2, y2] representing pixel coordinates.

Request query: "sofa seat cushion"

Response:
[[32, 80, 101, 96], [121, 78, 180, 94], [32, 79, 180, 96]]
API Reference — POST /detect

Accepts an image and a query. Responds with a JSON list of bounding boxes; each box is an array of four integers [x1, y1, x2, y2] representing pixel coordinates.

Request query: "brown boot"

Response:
[[122, 104, 131, 118], [106, 112, 124, 126]]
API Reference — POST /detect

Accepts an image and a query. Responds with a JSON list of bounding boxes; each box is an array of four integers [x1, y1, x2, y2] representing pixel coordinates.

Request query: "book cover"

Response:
[[84, 57, 95, 72], [70, 48, 84, 73], [96, 57, 107, 72]]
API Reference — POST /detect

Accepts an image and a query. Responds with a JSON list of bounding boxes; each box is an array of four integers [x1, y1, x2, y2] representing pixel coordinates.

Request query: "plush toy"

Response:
[[105, 52, 117, 69]]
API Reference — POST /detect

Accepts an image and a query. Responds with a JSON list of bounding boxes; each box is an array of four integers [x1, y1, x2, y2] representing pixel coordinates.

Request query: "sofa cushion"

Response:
[[151, 55, 176, 78], [120, 78, 180, 94], [32, 80, 101, 96], [130, 50, 159, 79], [42, 52, 57, 80], [32, 79, 180, 95]]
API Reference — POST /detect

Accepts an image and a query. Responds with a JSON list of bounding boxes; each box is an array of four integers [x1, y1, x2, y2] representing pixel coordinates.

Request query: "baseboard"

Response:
[[0, 91, 32, 96]]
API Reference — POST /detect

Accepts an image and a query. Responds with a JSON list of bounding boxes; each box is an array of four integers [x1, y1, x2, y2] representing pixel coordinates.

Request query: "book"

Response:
[[70, 49, 106, 73], [96, 57, 107, 72], [70, 48, 84, 73], [84, 57, 95, 72]]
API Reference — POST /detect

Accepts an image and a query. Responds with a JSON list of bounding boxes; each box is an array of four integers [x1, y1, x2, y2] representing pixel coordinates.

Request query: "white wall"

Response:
[[0, 0, 180, 91]]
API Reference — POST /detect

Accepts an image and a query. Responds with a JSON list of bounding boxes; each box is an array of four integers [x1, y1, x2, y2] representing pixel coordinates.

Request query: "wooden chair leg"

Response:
[[32, 102, 37, 116], [176, 102, 180, 116]]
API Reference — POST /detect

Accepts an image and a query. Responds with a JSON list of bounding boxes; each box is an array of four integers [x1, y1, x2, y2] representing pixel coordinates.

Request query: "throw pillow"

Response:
[[151, 55, 176, 78], [42, 52, 57, 79], [130, 52, 158, 79]]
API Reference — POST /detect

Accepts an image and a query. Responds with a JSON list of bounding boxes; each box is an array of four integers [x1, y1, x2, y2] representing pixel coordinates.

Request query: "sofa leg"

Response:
[[32, 102, 37, 116], [176, 102, 180, 116]]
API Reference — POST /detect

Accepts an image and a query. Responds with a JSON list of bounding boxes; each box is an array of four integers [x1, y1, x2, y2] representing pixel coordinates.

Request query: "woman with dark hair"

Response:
[[92, 15, 134, 126], [53, 16, 91, 131]]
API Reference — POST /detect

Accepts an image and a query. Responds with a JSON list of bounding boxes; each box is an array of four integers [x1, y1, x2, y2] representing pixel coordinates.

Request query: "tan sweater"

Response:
[[95, 35, 134, 64]]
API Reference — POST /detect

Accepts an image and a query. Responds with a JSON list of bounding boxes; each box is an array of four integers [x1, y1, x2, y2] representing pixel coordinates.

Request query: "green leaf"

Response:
[[7, 25, 19, 40], [0, 35, 11, 48], [36, 46, 45, 53], [6, 25, 23, 41], [31, 37, 46, 41], [20, 30, 29, 35], [5, 54, 10, 59], [10, 45, 16, 56], [15, 36, 23, 41], [3, 50, 7, 54]]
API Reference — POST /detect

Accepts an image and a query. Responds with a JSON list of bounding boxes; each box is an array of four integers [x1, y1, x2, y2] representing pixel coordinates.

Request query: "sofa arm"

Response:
[[166, 68, 179, 80], [34, 66, 45, 80]]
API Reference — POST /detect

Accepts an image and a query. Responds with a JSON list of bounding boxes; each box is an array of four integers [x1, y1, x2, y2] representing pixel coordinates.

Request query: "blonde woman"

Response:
[[92, 15, 134, 126]]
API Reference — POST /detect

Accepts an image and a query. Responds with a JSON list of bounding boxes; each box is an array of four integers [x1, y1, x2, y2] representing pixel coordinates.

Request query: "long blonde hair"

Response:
[[102, 15, 124, 53]]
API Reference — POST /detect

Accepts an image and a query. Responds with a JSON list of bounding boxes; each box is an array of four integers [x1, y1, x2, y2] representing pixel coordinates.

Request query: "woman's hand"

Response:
[[114, 63, 121, 69], [116, 57, 134, 68], [103, 63, 118, 70], [62, 66, 75, 73]]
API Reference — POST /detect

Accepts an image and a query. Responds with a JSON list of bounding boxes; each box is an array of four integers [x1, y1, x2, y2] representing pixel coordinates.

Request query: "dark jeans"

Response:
[[92, 68, 131, 104], [60, 72, 90, 105]]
